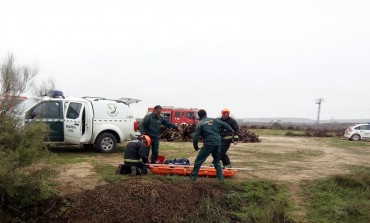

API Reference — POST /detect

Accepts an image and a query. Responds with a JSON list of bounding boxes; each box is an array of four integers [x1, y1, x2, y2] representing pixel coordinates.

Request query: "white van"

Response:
[[22, 94, 139, 152]]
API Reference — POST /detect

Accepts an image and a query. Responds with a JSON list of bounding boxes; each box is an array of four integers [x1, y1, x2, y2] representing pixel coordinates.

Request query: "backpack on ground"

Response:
[[164, 158, 190, 166]]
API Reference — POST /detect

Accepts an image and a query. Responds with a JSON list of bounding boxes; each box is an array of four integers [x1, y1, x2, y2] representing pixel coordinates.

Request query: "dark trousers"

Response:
[[149, 137, 160, 164], [220, 139, 232, 166], [190, 145, 224, 181], [121, 162, 148, 175]]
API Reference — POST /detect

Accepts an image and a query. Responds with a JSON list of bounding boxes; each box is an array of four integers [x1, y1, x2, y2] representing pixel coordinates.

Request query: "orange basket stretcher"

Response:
[[148, 164, 237, 177]]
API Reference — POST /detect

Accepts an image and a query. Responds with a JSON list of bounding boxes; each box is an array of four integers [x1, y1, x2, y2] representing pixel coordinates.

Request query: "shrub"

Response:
[[0, 114, 56, 217]]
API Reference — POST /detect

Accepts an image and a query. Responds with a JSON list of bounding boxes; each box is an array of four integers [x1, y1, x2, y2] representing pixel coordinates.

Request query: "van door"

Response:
[[25, 101, 64, 142], [64, 102, 85, 144]]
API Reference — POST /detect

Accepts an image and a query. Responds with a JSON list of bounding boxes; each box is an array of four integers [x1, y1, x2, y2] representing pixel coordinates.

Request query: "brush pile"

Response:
[[238, 126, 261, 143], [160, 124, 260, 143]]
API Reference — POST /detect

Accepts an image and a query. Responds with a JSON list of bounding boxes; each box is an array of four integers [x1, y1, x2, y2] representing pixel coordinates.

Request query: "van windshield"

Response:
[[11, 97, 41, 115]]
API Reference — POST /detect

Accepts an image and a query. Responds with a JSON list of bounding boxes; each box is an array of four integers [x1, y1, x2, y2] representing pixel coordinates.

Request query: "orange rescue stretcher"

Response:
[[148, 164, 237, 178]]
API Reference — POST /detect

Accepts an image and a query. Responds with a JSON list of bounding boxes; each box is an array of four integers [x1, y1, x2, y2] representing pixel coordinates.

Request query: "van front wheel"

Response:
[[95, 132, 117, 153]]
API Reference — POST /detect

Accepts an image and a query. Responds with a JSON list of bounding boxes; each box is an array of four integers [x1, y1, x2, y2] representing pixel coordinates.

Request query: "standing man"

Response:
[[139, 105, 179, 164], [189, 109, 234, 182], [116, 135, 151, 175], [219, 108, 239, 168]]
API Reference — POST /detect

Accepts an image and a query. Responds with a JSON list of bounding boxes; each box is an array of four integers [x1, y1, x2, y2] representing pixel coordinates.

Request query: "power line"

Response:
[[315, 98, 325, 131]]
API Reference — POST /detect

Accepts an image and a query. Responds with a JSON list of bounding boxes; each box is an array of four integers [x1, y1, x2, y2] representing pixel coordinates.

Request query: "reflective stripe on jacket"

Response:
[[223, 135, 239, 140], [124, 140, 149, 163], [124, 159, 140, 162], [219, 116, 239, 139]]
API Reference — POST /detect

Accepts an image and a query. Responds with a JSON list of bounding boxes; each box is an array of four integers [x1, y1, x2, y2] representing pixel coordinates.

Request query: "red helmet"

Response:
[[221, 108, 230, 115], [142, 135, 151, 147]]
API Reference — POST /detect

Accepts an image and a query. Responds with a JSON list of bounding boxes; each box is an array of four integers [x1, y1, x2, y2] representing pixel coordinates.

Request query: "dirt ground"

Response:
[[25, 136, 370, 222], [29, 178, 225, 223], [232, 136, 370, 181], [53, 136, 370, 195]]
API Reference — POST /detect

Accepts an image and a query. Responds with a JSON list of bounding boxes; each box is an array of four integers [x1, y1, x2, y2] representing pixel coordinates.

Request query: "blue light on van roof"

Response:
[[43, 90, 65, 98]]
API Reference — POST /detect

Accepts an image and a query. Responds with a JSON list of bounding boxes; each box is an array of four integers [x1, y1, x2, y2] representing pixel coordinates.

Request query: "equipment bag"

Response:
[[164, 158, 190, 166]]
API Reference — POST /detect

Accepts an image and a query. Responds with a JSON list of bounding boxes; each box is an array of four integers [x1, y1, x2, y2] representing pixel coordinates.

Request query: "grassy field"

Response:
[[47, 129, 370, 223]]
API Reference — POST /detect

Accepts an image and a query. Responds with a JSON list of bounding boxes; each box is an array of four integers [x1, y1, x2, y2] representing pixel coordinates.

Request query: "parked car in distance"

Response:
[[344, 124, 370, 141]]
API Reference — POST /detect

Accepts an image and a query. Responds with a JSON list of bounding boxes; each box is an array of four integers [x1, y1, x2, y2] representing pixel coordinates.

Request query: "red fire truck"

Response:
[[147, 106, 200, 126], [0, 95, 27, 111]]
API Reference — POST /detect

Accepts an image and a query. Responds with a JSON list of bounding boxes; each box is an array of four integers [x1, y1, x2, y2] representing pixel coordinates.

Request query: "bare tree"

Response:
[[32, 77, 56, 97], [0, 53, 38, 114]]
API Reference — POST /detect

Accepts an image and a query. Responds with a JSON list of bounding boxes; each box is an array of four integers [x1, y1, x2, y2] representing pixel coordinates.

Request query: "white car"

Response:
[[344, 124, 370, 141]]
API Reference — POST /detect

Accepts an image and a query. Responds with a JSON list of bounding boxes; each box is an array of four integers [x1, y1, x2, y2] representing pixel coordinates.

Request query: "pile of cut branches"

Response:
[[160, 124, 260, 143], [159, 124, 196, 141], [238, 125, 261, 143], [160, 126, 181, 141]]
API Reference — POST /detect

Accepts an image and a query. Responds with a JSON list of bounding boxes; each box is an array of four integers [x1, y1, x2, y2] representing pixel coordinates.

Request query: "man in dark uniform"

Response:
[[189, 109, 234, 182], [219, 108, 239, 168], [116, 135, 151, 175], [139, 105, 179, 164]]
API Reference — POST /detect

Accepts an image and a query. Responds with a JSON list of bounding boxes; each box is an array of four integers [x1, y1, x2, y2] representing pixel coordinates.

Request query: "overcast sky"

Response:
[[1, 0, 369, 120]]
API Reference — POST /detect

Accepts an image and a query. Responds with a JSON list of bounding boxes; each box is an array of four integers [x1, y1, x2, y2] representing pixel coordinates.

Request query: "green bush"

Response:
[[0, 115, 56, 214]]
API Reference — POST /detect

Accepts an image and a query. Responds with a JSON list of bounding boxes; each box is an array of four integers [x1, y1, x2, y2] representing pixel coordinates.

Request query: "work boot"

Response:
[[115, 164, 123, 175], [223, 165, 232, 169], [187, 176, 196, 182], [131, 166, 137, 176]]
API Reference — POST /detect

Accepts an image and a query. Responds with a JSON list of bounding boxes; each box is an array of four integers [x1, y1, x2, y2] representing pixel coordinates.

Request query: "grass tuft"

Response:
[[304, 166, 370, 223], [93, 162, 123, 183]]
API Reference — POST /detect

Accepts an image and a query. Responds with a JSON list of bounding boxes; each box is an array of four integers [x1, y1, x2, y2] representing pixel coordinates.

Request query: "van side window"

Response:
[[67, 103, 82, 119], [27, 103, 43, 119], [28, 101, 61, 119], [46, 102, 61, 118]]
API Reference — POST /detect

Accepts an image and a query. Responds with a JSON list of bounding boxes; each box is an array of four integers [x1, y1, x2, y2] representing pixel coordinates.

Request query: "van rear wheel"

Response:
[[95, 132, 117, 153]]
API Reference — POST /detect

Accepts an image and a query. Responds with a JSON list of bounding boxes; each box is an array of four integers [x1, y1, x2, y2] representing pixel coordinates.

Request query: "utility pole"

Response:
[[315, 98, 325, 132]]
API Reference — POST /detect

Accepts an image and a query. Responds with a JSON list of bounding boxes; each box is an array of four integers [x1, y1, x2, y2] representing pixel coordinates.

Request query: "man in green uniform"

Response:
[[189, 109, 234, 182], [139, 105, 179, 164]]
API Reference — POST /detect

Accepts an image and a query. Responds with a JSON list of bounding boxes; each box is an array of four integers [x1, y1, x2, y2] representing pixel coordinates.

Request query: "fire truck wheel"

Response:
[[95, 132, 117, 153]]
